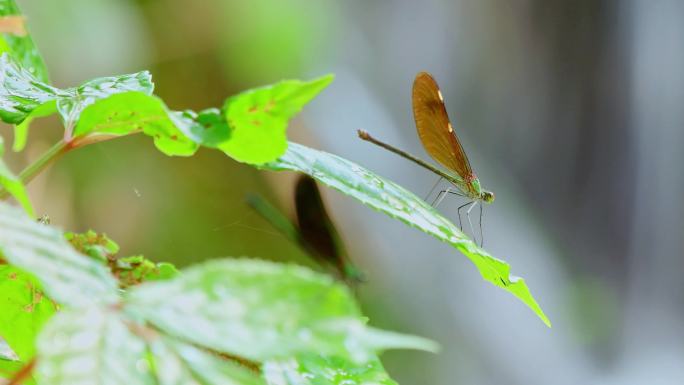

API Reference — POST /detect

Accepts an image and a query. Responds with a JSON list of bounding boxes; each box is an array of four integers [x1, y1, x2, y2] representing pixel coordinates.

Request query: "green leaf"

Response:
[[264, 354, 398, 385], [0, 202, 119, 307], [218, 74, 334, 164], [149, 337, 265, 385], [160, 108, 228, 149], [36, 306, 265, 385], [73, 92, 198, 156], [0, 54, 62, 125], [125, 259, 437, 363], [0, 265, 57, 362], [0, 0, 49, 83], [65, 230, 179, 287], [263, 142, 551, 327], [36, 307, 156, 385], [0, 135, 33, 216], [58, 71, 154, 132], [0, 54, 153, 137]]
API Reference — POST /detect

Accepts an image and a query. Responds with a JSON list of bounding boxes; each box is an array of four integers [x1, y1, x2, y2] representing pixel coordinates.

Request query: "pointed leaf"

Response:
[[125, 259, 436, 363], [0, 202, 119, 307], [263, 142, 551, 327], [218, 74, 334, 164], [73, 92, 198, 156]]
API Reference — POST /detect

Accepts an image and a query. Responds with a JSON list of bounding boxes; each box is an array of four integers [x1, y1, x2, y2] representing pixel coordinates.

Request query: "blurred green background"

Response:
[[3, 1, 684, 384]]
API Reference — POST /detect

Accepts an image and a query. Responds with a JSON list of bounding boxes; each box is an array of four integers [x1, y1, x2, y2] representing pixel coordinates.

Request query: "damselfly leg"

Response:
[[424, 177, 443, 201], [428, 190, 484, 246]]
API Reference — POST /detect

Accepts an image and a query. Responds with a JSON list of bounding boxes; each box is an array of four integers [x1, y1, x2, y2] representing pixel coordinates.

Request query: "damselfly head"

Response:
[[481, 190, 495, 203]]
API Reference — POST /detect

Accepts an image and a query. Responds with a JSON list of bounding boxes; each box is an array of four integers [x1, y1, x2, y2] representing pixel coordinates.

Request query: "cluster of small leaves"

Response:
[[0, 50, 333, 159], [0, 203, 437, 384], [65, 230, 179, 288]]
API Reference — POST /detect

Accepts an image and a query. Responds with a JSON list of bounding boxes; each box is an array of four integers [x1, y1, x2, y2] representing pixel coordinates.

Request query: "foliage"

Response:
[[0, 203, 434, 384], [219, 75, 334, 164], [65, 230, 180, 287], [0, 0, 550, 383]]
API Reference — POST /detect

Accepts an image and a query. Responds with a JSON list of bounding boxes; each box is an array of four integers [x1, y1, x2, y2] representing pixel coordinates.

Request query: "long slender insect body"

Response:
[[357, 72, 495, 245], [357, 129, 494, 204], [357, 130, 463, 187]]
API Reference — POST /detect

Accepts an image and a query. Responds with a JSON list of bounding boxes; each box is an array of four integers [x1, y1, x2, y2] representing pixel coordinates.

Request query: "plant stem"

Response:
[[7, 357, 36, 385], [19, 140, 69, 185], [0, 140, 69, 200], [0, 133, 127, 199]]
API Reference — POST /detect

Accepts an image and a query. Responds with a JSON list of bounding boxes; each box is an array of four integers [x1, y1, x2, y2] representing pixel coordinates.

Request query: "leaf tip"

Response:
[[308, 73, 335, 93]]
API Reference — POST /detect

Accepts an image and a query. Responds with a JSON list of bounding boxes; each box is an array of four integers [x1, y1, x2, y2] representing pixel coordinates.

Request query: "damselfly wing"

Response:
[[412, 72, 493, 202], [295, 175, 364, 284]]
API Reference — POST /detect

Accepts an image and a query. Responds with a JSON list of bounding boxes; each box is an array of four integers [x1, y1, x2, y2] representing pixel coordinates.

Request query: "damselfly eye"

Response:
[[482, 191, 495, 203]]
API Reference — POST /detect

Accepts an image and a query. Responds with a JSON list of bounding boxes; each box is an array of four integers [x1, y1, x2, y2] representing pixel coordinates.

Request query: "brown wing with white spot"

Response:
[[412, 72, 473, 181]]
